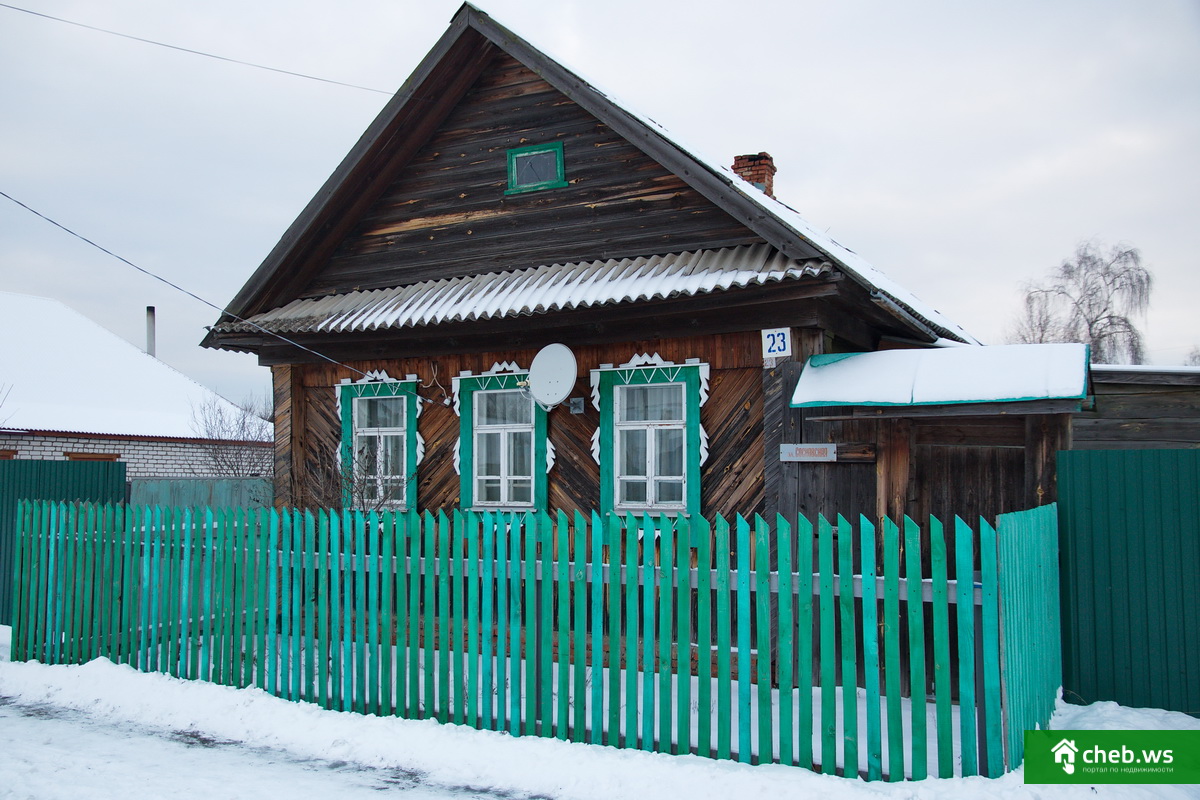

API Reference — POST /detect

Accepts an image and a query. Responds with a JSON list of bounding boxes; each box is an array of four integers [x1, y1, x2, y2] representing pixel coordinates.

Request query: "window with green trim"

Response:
[[338, 376, 421, 509], [454, 368, 551, 510], [591, 355, 710, 516], [505, 141, 567, 195]]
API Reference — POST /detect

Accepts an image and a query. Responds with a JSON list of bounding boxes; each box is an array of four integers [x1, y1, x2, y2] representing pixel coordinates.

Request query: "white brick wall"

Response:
[[0, 433, 271, 478]]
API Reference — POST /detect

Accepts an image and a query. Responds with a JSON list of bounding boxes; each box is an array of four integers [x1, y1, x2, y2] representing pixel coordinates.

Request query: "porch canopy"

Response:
[[790, 343, 1089, 413]]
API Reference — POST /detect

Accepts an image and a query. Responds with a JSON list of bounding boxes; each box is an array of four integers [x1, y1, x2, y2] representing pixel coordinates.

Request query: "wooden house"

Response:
[[204, 4, 1082, 524]]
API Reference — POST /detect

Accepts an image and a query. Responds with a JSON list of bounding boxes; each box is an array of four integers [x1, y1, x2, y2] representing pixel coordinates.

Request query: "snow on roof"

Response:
[[790, 343, 1089, 407], [526, 32, 979, 344], [216, 245, 830, 336], [0, 292, 247, 439]]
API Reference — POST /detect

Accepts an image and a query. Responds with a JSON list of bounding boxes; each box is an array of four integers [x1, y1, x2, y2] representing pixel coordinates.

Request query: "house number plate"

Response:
[[761, 327, 792, 358]]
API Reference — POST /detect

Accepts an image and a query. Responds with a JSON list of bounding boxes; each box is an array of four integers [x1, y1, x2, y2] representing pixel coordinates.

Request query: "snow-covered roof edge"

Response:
[[0, 291, 256, 440], [790, 343, 1088, 408], [475, 5, 977, 344]]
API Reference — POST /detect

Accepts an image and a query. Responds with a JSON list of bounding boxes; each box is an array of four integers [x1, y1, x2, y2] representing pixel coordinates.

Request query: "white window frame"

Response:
[[337, 373, 423, 511], [472, 388, 536, 508], [591, 354, 710, 517], [614, 382, 688, 511], [352, 394, 409, 507]]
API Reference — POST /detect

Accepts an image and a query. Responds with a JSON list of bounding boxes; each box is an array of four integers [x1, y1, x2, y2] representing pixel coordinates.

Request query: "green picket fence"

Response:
[[9, 501, 1059, 780]]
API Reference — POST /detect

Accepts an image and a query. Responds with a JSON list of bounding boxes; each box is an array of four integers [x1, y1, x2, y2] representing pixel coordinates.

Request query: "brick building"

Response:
[[0, 292, 270, 479]]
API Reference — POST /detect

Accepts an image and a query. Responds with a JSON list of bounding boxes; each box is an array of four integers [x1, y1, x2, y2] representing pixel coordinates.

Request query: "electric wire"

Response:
[[0, 188, 373, 381], [0, 2, 393, 96]]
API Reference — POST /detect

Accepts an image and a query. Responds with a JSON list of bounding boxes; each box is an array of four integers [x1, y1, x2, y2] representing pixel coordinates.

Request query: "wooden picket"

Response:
[[9, 501, 1061, 781]]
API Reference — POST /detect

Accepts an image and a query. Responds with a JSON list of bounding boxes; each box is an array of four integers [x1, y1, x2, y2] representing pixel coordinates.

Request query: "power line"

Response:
[[0, 188, 372, 381], [0, 2, 393, 96]]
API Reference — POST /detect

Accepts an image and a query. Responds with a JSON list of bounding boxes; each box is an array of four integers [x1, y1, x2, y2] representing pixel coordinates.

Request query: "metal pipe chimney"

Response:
[[146, 306, 156, 357]]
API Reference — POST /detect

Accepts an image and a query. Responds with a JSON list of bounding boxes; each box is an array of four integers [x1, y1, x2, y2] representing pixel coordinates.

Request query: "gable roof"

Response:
[[205, 3, 975, 350], [0, 292, 247, 439]]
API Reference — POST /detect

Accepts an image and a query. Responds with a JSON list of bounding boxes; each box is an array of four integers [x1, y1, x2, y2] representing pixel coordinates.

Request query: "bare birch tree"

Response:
[[189, 394, 273, 477], [1008, 241, 1153, 364]]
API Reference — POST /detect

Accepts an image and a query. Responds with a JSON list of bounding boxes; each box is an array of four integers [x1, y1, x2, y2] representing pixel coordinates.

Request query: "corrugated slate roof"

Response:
[[214, 244, 831, 336]]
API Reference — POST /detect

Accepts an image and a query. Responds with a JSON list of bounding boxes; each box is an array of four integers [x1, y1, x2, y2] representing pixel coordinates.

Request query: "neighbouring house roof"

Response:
[[213, 244, 831, 336], [0, 292, 248, 439], [790, 343, 1090, 408], [204, 3, 975, 351]]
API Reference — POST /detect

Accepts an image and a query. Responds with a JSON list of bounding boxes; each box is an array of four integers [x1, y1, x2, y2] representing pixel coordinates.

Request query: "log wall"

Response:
[[272, 331, 767, 519]]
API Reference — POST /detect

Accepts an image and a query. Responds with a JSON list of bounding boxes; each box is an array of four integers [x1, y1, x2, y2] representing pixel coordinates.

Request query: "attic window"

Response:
[[505, 141, 567, 195]]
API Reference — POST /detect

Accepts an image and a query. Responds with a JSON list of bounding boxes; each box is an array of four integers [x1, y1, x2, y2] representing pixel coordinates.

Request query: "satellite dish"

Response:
[[527, 343, 577, 409]]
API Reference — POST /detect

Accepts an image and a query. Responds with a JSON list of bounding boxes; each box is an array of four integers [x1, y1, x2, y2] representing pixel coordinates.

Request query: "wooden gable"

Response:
[[304, 52, 764, 298], [205, 3, 970, 360]]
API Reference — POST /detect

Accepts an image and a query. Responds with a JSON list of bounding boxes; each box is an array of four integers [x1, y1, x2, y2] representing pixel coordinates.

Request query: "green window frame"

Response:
[[591, 355, 710, 517], [338, 376, 422, 510], [504, 141, 568, 195], [454, 369, 551, 510]]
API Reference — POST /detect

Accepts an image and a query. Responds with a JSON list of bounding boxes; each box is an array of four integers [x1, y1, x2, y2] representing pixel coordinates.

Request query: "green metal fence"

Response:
[[10, 502, 1060, 780], [0, 460, 126, 625], [129, 478, 273, 509], [1058, 449, 1200, 717]]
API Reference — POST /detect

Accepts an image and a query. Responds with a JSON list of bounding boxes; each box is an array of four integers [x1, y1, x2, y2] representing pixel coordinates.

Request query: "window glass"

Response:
[[514, 150, 558, 186], [357, 396, 406, 429], [619, 429, 647, 477], [655, 428, 684, 476], [506, 142, 566, 194], [619, 384, 683, 422], [478, 391, 532, 426]]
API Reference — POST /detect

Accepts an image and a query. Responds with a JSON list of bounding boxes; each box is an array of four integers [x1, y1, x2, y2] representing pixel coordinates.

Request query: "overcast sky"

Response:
[[2, 0, 1198, 403]]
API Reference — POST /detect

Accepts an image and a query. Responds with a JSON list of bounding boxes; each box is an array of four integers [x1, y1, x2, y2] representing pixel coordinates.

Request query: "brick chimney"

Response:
[[731, 152, 777, 199]]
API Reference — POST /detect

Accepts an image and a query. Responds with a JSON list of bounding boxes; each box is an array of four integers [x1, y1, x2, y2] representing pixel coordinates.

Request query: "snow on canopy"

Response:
[[790, 343, 1089, 407], [0, 292, 246, 439]]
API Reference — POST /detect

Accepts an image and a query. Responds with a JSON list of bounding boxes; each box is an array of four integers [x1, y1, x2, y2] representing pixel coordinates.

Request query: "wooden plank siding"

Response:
[[1073, 372, 1200, 449], [273, 331, 767, 519], [304, 52, 764, 298]]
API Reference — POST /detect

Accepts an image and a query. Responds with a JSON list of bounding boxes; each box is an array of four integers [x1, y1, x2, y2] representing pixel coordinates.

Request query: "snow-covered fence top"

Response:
[[9, 503, 1059, 782]]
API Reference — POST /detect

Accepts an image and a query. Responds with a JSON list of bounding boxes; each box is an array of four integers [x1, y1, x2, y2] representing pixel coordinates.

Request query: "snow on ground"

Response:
[[2, 625, 1197, 799]]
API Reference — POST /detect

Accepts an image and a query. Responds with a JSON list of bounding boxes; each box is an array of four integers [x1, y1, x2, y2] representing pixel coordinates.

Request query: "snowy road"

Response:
[[3, 625, 1199, 800], [0, 694, 546, 800]]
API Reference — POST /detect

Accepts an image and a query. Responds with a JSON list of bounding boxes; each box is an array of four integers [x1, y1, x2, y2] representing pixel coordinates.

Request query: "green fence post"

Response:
[[860, 515, 882, 781], [979, 517, 1004, 777], [754, 514, 773, 765], [930, 516, 953, 778], [695, 514, 713, 760], [883, 517, 903, 781], [955, 516, 978, 777], [714, 514, 732, 761], [837, 514, 858, 776], [675, 514, 693, 756], [818, 514, 837, 774], [904, 516, 928, 780]]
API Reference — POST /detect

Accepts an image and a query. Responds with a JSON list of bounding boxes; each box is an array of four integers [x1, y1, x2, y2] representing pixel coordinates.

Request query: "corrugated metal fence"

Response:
[[0, 460, 126, 625], [10, 502, 1060, 779], [1058, 449, 1200, 717]]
